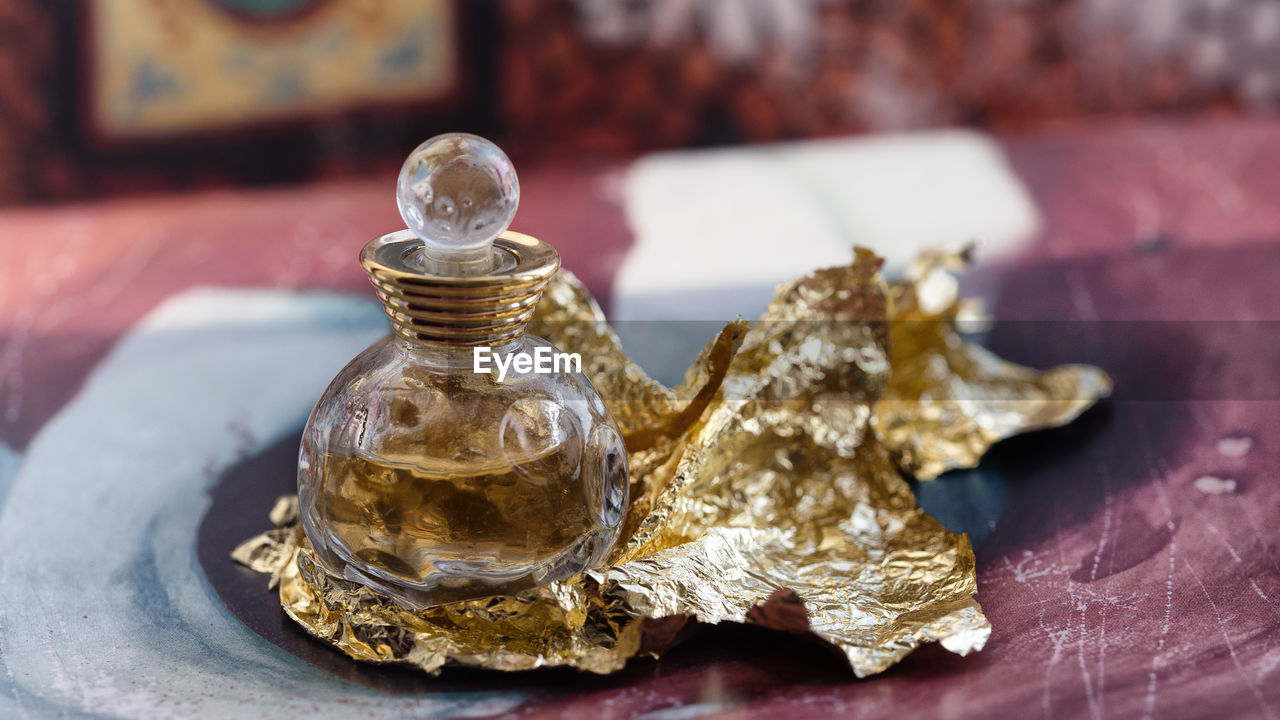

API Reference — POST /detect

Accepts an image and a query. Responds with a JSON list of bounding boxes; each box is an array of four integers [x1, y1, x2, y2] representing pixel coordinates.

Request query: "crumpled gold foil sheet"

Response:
[[234, 248, 1106, 676], [874, 245, 1113, 479]]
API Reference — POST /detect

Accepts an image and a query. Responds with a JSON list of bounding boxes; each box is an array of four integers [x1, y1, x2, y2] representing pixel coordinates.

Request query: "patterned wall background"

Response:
[[1, 0, 1277, 205]]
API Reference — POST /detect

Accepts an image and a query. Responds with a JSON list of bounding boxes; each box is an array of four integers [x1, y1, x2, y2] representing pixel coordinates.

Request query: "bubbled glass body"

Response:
[[298, 333, 628, 608]]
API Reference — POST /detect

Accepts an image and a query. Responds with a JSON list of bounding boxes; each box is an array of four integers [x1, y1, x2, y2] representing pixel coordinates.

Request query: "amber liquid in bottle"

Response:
[[315, 444, 598, 590]]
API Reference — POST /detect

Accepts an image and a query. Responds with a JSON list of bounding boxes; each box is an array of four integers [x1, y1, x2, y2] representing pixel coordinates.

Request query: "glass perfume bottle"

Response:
[[298, 133, 629, 608]]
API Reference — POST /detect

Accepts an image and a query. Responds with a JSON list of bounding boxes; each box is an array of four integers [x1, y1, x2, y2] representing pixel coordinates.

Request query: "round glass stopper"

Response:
[[395, 133, 520, 260]]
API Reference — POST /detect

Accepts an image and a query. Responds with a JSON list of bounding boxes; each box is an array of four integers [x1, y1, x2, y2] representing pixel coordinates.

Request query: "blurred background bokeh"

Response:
[[1, 0, 1277, 206]]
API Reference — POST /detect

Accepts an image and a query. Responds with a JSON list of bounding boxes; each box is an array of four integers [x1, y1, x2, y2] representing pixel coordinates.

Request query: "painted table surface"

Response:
[[1, 119, 1279, 719]]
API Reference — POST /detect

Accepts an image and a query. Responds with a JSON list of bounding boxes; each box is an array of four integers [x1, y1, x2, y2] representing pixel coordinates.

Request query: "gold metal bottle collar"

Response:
[[361, 229, 560, 346]]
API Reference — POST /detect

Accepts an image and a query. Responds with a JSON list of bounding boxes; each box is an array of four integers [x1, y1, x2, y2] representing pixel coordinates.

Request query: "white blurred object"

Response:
[[579, 0, 817, 63], [612, 129, 1040, 322]]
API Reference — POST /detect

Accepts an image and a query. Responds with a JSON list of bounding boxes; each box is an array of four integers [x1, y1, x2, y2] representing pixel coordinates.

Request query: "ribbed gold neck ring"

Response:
[[360, 229, 560, 347]]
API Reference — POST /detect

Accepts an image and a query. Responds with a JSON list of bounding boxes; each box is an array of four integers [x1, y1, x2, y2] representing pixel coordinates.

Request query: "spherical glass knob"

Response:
[[395, 133, 520, 260]]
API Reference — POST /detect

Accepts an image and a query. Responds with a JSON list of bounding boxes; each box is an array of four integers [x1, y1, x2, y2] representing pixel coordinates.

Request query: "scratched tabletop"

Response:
[[1, 119, 1279, 719]]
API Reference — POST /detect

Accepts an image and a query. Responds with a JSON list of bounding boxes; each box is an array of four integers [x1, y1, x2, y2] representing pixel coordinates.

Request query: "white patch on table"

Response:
[[1194, 475, 1238, 494], [1215, 435, 1253, 458]]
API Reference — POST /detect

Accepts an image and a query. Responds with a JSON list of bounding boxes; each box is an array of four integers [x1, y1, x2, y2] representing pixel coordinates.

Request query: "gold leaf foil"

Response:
[[234, 248, 1102, 676], [229, 495, 300, 590], [528, 271, 745, 452], [875, 245, 1113, 480]]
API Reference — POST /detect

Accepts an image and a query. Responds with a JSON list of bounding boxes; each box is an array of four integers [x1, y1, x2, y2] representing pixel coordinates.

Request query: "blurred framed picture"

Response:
[[60, 0, 498, 191]]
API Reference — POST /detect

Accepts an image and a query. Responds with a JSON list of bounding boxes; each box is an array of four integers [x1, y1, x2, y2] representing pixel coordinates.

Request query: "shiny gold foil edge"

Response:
[[875, 245, 1113, 480]]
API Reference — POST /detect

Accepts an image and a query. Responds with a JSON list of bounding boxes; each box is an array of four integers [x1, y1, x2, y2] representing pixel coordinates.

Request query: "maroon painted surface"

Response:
[[3, 119, 1280, 718]]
